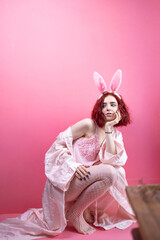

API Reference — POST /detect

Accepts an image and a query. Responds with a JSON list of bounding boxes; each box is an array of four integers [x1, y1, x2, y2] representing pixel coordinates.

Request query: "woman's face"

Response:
[[102, 95, 118, 122]]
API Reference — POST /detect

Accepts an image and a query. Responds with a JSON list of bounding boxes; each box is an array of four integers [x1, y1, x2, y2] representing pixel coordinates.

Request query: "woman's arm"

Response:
[[71, 118, 95, 141], [104, 111, 121, 155], [105, 132, 117, 154], [100, 131, 128, 167]]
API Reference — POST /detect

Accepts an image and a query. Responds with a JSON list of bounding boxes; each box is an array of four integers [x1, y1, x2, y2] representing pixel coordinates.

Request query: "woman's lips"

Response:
[[106, 113, 113, 116], [105, 113, 114, 118]]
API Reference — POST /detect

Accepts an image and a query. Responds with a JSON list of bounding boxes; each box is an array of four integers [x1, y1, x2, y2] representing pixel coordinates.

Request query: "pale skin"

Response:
[[71, 95, 122, 181]]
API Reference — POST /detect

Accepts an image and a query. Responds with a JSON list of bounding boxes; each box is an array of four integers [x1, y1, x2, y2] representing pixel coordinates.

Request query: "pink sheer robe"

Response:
[[0, 126, 135, 239]]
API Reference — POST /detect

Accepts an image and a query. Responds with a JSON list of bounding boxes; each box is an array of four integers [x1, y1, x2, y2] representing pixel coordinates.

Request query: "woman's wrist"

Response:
[[105, 126, 113, 133], [105, 131, 113, 134]]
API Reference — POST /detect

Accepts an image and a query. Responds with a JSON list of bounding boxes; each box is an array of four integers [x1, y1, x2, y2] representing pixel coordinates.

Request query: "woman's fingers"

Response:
[[115, 111, 121, 123], [77, 167, 90, 179], [75, 171, 83, 180], [118, 110, 122, 120], [75, 165, 91, 181], [81, 165, 90, 173]]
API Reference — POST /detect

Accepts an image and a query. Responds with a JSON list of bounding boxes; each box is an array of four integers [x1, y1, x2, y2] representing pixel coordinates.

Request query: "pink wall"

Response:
[[0, 0, 160, 214]]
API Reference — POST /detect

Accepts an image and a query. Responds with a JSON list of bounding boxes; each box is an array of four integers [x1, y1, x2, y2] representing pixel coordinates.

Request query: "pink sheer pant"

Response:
[[65, 163, 116, 202], [65, 163, 117, 234]]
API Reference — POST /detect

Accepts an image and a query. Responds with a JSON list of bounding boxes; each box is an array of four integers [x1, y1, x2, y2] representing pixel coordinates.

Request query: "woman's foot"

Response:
[[66, 209, 96, 234], [83, 208, 94, 224]]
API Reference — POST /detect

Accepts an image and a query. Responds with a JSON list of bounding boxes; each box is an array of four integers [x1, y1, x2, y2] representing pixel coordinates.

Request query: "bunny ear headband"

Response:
[[93, 69, 122, 99]]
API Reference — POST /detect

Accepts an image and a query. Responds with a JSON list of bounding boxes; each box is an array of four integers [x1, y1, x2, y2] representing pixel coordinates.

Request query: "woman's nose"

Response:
[[106, 106, 111, 111]]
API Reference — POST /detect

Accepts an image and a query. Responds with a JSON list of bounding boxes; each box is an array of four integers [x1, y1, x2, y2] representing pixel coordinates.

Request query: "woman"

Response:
[[63, 92, 133, 234], [0, 70, 135, 239], [43, 86, 135, 237]]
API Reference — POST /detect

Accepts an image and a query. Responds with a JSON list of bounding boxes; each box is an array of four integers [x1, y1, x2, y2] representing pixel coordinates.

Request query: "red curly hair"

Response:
[[91, 92, 131, 128]]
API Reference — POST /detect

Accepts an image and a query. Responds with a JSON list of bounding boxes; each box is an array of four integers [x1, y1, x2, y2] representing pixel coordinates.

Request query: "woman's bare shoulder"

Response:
[[70, 118, 96, 140]]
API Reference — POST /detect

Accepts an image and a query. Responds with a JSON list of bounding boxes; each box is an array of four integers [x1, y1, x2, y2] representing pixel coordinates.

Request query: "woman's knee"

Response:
[[98, 164, 117, 185]]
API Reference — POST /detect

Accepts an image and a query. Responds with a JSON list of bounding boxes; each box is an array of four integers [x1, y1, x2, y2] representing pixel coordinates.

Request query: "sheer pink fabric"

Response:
[[72, 126, 100, 166], [0, 126, 135, 239]]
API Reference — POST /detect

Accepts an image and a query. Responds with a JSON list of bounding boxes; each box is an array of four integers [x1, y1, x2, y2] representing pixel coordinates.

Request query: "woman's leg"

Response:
[[65, 164, 116, 234]]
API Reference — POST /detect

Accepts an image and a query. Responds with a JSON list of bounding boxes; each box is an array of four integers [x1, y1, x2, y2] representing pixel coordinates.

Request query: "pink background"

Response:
[[0, 0, 160, 214]]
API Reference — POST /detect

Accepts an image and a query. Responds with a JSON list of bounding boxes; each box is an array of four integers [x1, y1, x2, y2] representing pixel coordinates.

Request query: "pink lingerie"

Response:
[[73, 126, 100, 166]]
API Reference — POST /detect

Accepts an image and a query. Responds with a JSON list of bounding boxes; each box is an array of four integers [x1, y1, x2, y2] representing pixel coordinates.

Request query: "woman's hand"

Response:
[[105, 110, 122, 131], [75, 165, 91, 181]]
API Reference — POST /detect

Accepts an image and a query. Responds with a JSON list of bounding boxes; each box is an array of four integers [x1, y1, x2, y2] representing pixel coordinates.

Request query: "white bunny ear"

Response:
[[110, 69, 122, 92], [93, 71, 107, 94]]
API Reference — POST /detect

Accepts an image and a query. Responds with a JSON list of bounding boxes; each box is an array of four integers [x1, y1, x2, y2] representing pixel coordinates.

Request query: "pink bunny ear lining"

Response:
[[93, 71, 107, 93], [110, 69, 122, 92]]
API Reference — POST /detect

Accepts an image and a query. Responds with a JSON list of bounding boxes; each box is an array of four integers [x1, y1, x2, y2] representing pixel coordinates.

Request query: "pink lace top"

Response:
[[73, 126, 100, 166]]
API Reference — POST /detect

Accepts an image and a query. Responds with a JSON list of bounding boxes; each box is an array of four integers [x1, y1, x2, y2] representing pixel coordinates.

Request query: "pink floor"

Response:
[[0, 213, 138, 240]]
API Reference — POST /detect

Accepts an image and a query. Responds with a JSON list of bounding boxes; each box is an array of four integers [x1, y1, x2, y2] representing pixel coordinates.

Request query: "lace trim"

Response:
[[74, 133, 100, 161]]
